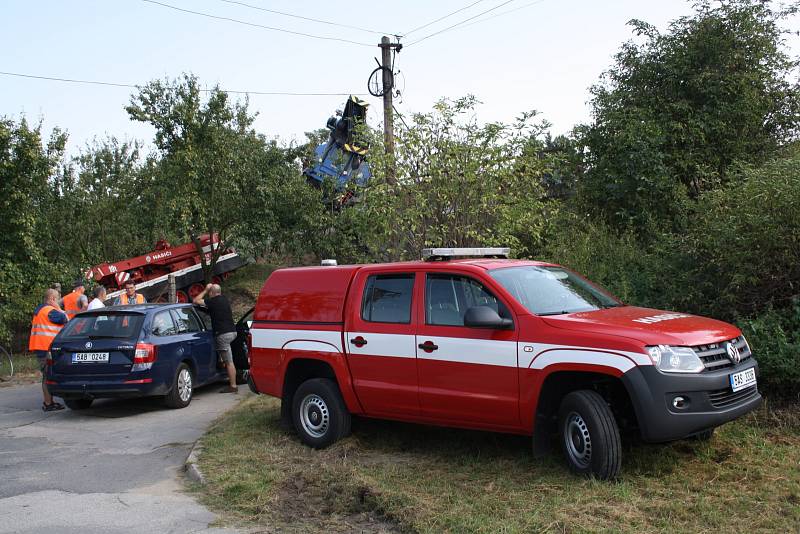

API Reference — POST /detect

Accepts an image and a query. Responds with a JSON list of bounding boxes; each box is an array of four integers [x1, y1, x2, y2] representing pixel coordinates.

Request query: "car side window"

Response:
[[426, 274, 510, 326], [194, 307, 212, 330], [173, 307, 202, 333], [361, 274, 414, 324], [151, 311, 178, 337]]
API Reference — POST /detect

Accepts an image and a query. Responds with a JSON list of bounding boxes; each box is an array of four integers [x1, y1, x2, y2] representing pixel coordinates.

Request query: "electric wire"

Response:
[[456, 0, 547, 31], [402, 0, 488, 36], [216, 0, 395, 36], [0, 71, 365, 96], [406, 0, 517, 46], [140, 0, 374, 47]]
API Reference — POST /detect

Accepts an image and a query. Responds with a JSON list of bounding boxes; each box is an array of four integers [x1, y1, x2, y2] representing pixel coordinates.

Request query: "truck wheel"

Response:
[[558, 390, 621, 480], [292, 378, 351, 449], [64, 398, 93, 410], [164, 363, 193, 409]]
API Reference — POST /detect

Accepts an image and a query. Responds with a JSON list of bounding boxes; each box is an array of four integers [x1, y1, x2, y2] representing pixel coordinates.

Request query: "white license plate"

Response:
[[72, 352, 109, 363], [730, 367, 757, 392]]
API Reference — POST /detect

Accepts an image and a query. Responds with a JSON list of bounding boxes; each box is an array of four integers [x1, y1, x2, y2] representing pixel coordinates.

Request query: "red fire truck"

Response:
[[245, 248, 760, 479], [86, 234, 246, 303]]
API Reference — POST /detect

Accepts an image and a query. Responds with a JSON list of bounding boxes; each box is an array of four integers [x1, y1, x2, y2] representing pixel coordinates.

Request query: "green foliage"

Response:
[[362, 97, 552, 260], [739, 304, 800, 398], [579, 0, 800, 227], [0, 118, 68, 344], [126, 75, 270, 280]]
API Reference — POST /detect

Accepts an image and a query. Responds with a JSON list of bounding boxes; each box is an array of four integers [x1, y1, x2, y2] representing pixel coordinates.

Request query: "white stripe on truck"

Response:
[[250, 328, 651, 372]]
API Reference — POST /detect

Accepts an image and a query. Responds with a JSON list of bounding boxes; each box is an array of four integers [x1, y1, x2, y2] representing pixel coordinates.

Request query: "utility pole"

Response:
[[379, 36, 401, 185]]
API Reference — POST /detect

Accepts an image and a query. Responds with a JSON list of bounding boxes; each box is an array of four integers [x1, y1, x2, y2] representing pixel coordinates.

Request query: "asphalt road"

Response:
[[0, 382, 245, 534]]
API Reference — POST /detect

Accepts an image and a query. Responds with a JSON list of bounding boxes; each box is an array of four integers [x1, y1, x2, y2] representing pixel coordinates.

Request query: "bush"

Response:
[[739, 304, 800, 400]]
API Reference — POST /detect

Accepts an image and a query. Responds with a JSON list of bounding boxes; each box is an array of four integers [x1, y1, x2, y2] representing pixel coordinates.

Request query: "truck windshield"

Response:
[[488, 266, 621, 316], [58, 313, 145, 340]]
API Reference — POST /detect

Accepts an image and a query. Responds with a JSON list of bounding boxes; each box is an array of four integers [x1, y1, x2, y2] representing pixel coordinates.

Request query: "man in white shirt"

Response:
[[87, 286, 107, 310]]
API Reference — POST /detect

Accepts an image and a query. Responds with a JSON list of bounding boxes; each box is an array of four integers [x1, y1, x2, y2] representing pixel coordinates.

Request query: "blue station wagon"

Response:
[[46, 304, 228, 410]]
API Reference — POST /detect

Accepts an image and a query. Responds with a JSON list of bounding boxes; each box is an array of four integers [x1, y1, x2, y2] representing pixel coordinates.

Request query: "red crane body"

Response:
[[87, 234, 245, 303]]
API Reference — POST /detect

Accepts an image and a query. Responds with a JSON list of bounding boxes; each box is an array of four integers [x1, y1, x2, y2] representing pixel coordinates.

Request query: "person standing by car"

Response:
[[193, 283, 238, 393], [28, 288, 68, 411], [87, 285, 107, 310], [62, 280, 88, 320], [115, 280, 146, 305]]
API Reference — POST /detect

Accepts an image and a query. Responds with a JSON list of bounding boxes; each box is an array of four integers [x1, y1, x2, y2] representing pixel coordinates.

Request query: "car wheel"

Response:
[[691, 428, 715, 441], [292, 378, 351, 449], [165, 363, 193, 409], [64, 398, 93, 410], [558, 390, 621, 480]]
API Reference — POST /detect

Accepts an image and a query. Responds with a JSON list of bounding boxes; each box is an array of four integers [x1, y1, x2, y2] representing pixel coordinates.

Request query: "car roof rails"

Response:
[[421, 247, 511, 261]]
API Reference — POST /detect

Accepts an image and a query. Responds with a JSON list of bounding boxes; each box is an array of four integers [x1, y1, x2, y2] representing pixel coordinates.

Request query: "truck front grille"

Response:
[[708, 385, 758, 408], [691, 336, 751, 372]]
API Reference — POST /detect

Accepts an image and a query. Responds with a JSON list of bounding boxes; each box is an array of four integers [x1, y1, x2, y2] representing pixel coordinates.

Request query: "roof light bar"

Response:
[[422, 247, 510, 261]]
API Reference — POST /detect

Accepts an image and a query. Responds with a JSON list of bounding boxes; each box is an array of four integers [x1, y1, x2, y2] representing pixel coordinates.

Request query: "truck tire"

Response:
[[558, 390, 621, 480], [64, 398, 93, 410], [292, 378, 351, 449], [164, 363, 193, 409]]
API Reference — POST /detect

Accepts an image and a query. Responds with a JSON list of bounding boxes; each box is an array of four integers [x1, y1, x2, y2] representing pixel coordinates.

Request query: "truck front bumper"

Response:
[[622, 361, 761, 443]]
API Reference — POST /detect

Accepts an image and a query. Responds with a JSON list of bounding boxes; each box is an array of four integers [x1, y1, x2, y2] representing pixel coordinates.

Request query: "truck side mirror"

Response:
[[463, 306, 513, 329]]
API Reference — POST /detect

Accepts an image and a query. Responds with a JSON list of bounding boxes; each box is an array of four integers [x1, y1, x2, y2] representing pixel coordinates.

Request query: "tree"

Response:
[[0, 117, 67, 344], [361, 97, 552, 260], [579, 0, 800, 227], [126, 75, 267, 282]]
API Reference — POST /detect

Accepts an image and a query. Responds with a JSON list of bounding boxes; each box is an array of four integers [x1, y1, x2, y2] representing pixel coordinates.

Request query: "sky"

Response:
[[1, 0, 797, 157]]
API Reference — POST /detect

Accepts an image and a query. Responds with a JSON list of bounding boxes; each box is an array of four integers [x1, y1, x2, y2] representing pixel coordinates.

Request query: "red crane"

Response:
[[86, 234, 246, 303]]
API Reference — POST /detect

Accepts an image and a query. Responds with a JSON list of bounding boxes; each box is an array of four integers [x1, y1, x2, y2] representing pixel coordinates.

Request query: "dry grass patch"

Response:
[[0, 351, 42, 387], [194, 396, 800, 533]]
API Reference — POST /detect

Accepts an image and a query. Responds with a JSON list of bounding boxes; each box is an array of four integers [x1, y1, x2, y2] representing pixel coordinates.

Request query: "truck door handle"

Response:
[[418, 341, 438, 352], [350, 336, 367, 347]]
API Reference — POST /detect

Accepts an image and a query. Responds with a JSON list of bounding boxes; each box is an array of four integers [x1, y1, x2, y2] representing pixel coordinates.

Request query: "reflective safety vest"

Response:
[[62, 291, 83, 320], [118, 293, 145, 305], [28, 305, 65, 351]]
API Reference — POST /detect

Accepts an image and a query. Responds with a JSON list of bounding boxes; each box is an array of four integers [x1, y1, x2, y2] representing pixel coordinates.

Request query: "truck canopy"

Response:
[[255, 266, 361, 323]]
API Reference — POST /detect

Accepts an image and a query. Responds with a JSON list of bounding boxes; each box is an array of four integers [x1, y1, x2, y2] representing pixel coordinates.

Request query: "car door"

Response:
[[172, 306, 215, 384], [416, 272, 520, 426], [149, 310, 183, 379], [344, 271, 420, 416]]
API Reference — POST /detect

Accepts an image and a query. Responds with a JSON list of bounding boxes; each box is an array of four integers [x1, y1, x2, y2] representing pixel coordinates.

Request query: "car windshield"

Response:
[[58, 313, 145, 339], [488, 266, 621, 316]]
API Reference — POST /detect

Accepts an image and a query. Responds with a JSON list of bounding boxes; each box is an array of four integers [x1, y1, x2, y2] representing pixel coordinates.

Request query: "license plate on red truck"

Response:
[[730, 367, 756, 392]]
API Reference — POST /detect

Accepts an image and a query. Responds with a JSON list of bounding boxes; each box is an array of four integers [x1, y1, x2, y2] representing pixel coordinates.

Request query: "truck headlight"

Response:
[[646, 345, 704, 373]]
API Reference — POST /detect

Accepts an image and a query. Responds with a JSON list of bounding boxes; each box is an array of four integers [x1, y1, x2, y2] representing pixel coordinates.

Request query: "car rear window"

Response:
[[361, 274, 414, 324], [59, 313, 144, 339]]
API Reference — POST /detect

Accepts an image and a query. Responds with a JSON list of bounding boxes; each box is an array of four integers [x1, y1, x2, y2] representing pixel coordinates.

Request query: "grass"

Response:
[[0, 351, 42, 386], [194, 396, 800, 533]]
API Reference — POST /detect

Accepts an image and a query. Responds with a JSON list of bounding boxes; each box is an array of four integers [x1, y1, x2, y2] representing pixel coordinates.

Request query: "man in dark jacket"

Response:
[[193, 283, 238, 393]]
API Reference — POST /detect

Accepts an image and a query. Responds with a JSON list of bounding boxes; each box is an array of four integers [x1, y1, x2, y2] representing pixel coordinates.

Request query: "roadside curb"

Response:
[[185, 441, 206, 485]]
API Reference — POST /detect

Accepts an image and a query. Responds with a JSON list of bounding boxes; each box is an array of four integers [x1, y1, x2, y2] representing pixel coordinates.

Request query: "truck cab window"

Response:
[[426, 274, 509, 326], [361, 274, 414, 324]]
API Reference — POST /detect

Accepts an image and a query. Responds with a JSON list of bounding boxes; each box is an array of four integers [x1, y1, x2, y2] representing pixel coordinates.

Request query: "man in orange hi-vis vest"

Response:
[[29, 288, 68, 411], [62, 280, 88, 320], [114, 280, 146, 305]]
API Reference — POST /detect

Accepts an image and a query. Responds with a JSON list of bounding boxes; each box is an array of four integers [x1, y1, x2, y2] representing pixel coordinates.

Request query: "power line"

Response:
[[0, 71, 365, 96], [216, 0, 395, 36], [457, 0, 547, 31], [140, 0, 374, 47], [403, 0, 488, 36], [406, 0, 517, 47]]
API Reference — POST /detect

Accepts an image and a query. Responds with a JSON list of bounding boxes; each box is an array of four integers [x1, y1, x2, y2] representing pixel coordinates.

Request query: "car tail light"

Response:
[[132, 343, 157, 371]]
